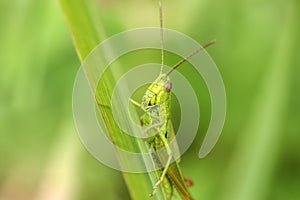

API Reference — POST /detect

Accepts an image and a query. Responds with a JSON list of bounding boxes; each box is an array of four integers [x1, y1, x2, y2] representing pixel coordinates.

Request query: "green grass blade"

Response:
[[58, 0, 169, 199], [59, 0, 99, 60]]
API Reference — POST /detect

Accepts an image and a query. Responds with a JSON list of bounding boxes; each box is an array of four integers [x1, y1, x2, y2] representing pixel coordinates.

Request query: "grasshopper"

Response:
[[131, 2, 215, 199]]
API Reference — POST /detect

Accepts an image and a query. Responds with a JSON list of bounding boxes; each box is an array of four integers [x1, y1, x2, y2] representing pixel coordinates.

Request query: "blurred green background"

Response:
[[1, 0, 299, 200]]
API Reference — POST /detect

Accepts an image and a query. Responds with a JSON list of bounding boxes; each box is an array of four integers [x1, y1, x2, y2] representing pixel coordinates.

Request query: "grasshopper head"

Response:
[[141, 74, 172, 110]]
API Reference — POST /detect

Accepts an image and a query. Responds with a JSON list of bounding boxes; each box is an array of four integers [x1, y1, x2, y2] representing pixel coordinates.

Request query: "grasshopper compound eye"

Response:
[[164, 81, 172, 92]]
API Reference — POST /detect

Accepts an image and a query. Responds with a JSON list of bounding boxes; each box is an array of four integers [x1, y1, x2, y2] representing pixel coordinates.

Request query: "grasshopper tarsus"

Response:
[[149, 182, 160, 197], [149, 193, 154, 198]]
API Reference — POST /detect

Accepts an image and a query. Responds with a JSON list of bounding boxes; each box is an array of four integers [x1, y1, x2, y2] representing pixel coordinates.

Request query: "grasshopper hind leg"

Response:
[[149, 154, 172, 198], [148, 145, 173, 199], [149, 132, 173, 197], [163, 176, 174, 200]]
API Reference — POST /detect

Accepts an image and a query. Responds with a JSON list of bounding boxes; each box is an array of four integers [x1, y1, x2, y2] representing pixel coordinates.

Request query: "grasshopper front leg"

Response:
[[129, 98, 141, 108]]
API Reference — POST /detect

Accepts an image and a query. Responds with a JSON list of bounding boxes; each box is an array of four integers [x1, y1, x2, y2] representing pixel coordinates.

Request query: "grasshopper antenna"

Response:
[[159, 1, 164, 75], [166, 39, 217, 76]]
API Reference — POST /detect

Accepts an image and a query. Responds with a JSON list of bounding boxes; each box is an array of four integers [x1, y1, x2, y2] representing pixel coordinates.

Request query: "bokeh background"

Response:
[[0, 0, 299, 200]]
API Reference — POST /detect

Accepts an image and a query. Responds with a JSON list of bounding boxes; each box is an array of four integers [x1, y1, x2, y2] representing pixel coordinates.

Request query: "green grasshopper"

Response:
[[131, 2, 216, 199]]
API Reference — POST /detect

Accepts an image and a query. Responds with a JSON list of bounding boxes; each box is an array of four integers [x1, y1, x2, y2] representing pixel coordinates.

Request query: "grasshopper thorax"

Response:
[[141, 74, 172, 111]]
